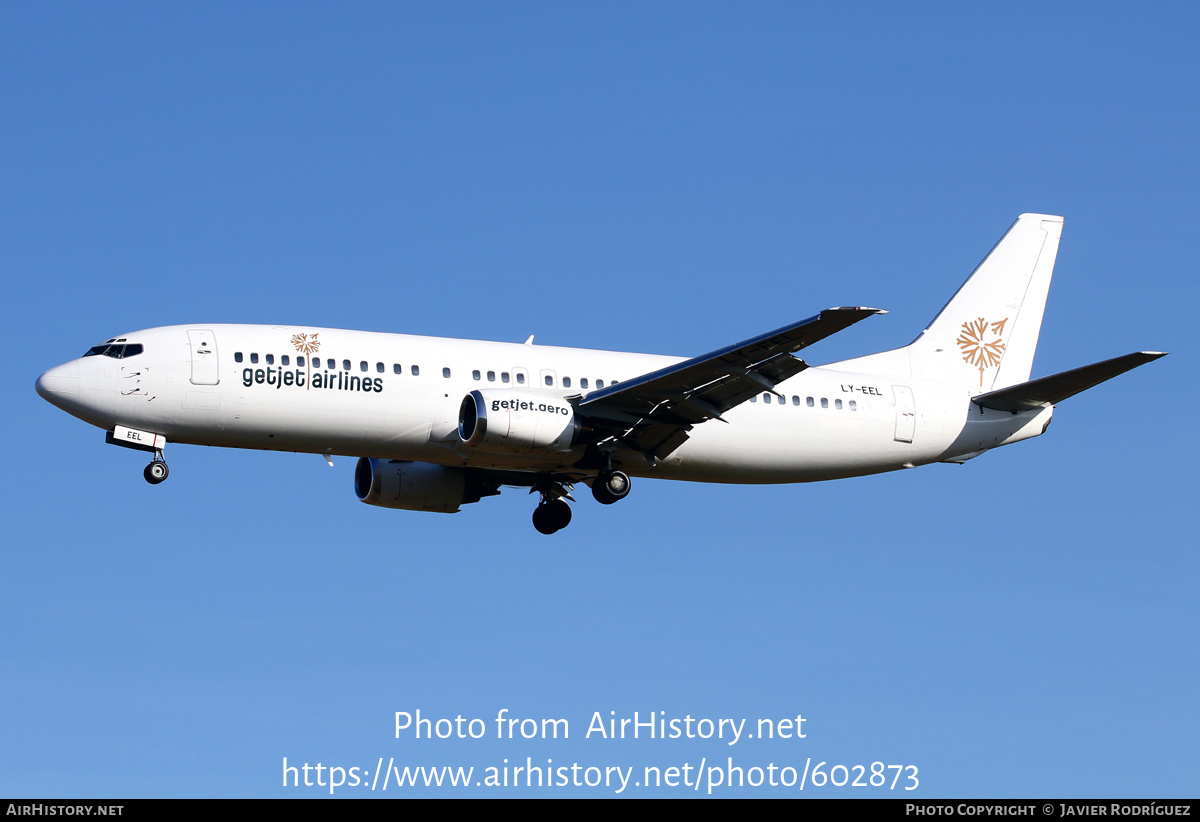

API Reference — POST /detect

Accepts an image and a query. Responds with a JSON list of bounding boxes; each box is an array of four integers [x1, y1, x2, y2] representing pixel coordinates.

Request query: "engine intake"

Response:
[[458, 389, 579, 455]]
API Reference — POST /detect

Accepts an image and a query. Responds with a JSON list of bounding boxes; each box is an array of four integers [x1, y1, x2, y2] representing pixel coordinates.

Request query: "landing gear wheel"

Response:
[[591, 471, 631, 505], [532, 499, 572, 535], [144, 460, 169, 485]]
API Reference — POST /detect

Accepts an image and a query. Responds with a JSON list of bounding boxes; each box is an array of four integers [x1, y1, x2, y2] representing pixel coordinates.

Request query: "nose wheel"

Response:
[[144, 451, 169, 485]]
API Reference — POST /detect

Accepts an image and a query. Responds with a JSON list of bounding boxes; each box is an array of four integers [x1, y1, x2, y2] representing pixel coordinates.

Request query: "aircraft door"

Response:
[[187, 329, 220, 385], [892, 385, 915, 443]]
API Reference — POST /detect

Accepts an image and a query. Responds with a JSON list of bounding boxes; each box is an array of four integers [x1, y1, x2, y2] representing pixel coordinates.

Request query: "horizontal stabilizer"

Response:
[[973, 351, 1166, 412]]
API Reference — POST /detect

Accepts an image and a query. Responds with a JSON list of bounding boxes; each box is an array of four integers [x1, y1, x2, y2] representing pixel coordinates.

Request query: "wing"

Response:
[[576, 307, 884, 461]]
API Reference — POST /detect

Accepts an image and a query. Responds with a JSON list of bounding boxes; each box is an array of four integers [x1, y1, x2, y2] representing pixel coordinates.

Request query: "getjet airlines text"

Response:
[[279, 709, 920, 795]]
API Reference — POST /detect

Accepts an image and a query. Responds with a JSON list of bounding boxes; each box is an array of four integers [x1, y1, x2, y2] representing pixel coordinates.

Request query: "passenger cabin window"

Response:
[[849, 400, 857, 411], [234, 352, 243, 363], [281, 355, 290, 366], [545, 375, 553, 387], [580, 378, 589, 389], [394, 364, 402, 374], [563, 377, 571, 388], [297, 357, 305, 367], [792, 396, 800, 406], [342, 359, 350, 371], [516, 373, 525, 384], [501, 372, 510, 383], [835, 399, 843, 410], [487, 371, 496, 382], [807, 397, 814, 407], [250, 353, 259, 364], [411, 365, 420, 376], [443, 367, 451, 378], [376, 362, 384, 373], [266, 354, 274, 365], [472, 370, 481, 381], [596, 380, 604, 389], [821, 398, 829, 409]]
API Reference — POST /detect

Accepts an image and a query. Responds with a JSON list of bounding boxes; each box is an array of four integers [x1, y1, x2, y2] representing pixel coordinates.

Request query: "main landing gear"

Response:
[[531, 476, 574, 535], [532, 499, 572, 535], [530, 471, 632, 534], [143, 450, 169, 485], [591, 470, 631, 505]]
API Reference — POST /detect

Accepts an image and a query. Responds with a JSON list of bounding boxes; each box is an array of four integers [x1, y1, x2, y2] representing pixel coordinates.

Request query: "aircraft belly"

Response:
[[663, 411, 915, 483]]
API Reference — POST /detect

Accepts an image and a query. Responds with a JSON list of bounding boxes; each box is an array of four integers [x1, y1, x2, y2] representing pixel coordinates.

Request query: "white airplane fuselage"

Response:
[[36, 322, 1048, 483]]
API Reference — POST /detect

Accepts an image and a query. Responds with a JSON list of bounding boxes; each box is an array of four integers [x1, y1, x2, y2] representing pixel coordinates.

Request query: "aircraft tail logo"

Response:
[[957, 317, 1008, 386], [904, 214, 1062, 392]]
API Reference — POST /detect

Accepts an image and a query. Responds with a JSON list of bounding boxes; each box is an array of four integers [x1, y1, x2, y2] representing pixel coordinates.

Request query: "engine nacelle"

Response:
[[458, 389, 579, 455], [355, 458, 475, 513]]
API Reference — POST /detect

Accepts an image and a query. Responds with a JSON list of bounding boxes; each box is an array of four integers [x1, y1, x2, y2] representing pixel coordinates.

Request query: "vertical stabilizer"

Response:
[[909, 213, 1063, 392]]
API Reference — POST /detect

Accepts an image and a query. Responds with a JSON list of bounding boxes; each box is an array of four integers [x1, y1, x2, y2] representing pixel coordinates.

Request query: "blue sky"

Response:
[[3, 2, 1197, 797]]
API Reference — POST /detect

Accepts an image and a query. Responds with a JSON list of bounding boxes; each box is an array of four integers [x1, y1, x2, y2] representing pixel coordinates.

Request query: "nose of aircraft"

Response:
[[35, 361, 81, 410]]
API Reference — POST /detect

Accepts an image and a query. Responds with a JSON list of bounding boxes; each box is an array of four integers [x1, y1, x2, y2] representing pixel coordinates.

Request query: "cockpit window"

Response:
[[83, 343, 144, 359]]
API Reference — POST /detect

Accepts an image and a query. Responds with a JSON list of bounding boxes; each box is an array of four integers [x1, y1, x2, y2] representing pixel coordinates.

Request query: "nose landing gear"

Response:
[[106, 428, 170, 485], [143, 450, 169, 485]]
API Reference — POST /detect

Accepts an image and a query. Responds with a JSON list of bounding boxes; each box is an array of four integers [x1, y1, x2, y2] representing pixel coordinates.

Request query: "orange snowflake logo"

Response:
[[291, 333, 320, 354], [957, 318, 1007, 386], [290, 333, 320, 389]]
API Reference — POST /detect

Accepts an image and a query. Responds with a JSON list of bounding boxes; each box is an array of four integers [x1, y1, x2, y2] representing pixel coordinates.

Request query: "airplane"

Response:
[[36, 213, 1165, 534]]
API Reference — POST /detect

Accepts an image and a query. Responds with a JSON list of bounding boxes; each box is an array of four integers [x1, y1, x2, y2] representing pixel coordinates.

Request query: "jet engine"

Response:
[[458, 389, 580, 455], [354, 458, 488, 513]]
